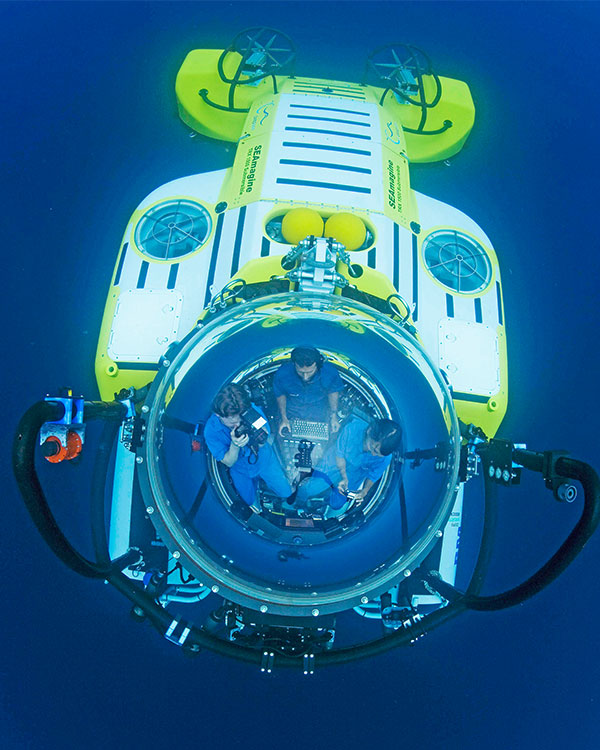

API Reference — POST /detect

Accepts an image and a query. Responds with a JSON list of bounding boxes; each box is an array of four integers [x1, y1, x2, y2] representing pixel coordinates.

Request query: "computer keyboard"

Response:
[[290, 419, 329, 442]]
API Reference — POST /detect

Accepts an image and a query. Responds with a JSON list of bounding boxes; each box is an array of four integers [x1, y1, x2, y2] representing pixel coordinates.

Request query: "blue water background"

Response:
[[3, 1, 600, 748]]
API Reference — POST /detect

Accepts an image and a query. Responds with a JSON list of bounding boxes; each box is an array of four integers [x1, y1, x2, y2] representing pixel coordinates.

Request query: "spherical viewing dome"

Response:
[[137, 293, 461, 617]]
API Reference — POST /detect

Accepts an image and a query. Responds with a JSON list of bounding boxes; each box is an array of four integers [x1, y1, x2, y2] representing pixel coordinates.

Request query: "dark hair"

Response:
[[290, 347, 323, 368], [367, 419, 402, 456], [212, 384, 250, 417]]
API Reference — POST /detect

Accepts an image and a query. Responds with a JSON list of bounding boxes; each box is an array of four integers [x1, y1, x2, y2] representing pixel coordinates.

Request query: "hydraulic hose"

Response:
[[198, 89, 250, 114], [466, 472, 499, 596], [425, 453, 600, 611], [12, 399, 135, 578]]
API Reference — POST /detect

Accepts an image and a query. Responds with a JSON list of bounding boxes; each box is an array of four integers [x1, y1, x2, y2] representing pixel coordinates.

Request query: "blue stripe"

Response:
[[474, 297, 483, 323], [446, 294, 454, 318], [276, 178, 371, 194], [412, 234, 419, 322], [289, 103, 369, 117], [204, 213, 225, 307], [114, 242, 128, 286], [287, 114, 370, 128], [285, 127, 371, 140], [282, 141, 371, 156], [279, 158, 371, 174], [230, 205, 247, 276], [368, 247, 376, 269], [261, 237, 270, 257], [167, 263, 179, 290], [393, 224, 400, 290], [136, 261, 149, 289], [496, 281, 503, 325]]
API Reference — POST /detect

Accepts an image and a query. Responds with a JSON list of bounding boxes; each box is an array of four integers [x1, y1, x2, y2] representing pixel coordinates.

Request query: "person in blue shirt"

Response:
[[294, 417, 402, 511], [332, 418, 402, 508], [273, 347, 344, 436], [203, 384, 292, 508]]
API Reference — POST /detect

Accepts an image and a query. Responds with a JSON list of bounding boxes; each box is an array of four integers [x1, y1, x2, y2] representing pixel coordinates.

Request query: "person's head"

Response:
[[212, 384, 250, 429], [365, 419, 402, 457], [290, 347, 323, 382]]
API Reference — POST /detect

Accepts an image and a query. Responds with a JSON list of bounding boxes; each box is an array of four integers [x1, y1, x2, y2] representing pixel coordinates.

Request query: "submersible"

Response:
[[13, 28, 600, 671]]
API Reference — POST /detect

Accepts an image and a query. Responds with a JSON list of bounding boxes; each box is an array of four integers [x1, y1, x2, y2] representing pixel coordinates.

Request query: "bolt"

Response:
[[311, 609, 320, 617], [211, 584, 219, 593], [141, 405, 150, 413], [163, 359, 171, 368], [260, 605, 268, 613], [146, 506, 154, 515], [172, 550, 181, 559], [404, 569, 411, 577], [360, 596, 369, 604], [436, 529, 443, 538], [136, 456, 144, 464]]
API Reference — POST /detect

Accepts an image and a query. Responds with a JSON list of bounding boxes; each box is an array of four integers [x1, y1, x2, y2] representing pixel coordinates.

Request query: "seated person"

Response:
[[204, 384, 292, 508], [274, 346, 344, 436], [294, 417, 401, 511], [333, 418, 402, 509]]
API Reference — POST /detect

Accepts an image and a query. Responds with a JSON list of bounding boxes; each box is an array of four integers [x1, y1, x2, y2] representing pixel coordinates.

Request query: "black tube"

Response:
[[425, 455, 600, 611], [198, 88, 250, 114], [13, 402, 112, 578], [13, 400, 127, 579], [466, 472, 498, 596], [402, 120, 453, 136]]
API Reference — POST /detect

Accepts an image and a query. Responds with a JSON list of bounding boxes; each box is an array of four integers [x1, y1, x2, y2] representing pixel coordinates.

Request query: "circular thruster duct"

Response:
[[136, 293, 461, 618], [134, 199, 212, 260], [422, 230, 492, 294]]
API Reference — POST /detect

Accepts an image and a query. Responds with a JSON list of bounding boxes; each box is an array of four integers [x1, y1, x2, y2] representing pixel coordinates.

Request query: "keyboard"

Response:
[[290, 419, 329, 442]]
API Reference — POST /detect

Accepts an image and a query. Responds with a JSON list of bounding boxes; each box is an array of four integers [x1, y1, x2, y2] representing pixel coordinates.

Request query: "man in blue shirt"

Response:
[[204, 384, 292, 508], [273, 347, 344, 436]]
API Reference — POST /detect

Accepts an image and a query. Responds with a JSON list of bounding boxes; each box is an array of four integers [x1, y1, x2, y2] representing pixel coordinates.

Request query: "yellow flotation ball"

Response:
[[324, 212, 366, 251], [281, 208, 324, 245]]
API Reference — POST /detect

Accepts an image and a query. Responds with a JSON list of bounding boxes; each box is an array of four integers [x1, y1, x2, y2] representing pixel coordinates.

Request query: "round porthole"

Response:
[[134, 199, 212, 260], [422, 230, 492, 294]]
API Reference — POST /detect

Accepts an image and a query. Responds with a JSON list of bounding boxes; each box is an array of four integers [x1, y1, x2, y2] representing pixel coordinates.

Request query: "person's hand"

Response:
[[330, 413, 340, 433], [278, 417, 291, 436], [352, 489, 367, 504], [337, 477, 348, 494], [230, 428, 249, 448]]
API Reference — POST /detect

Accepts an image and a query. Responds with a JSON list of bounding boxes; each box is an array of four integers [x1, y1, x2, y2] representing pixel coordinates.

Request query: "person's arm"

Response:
[[336, 455, 348, 492], [353, 478, 374, 501], [277, 394, 291, 435], [328, 391, 340, 433], [221, 428, 249, 467], [323, 363, 343, 433]]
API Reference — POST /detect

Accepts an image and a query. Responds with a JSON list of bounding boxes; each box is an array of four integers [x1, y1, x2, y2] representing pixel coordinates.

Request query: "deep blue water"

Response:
[[3, 1, 600, 748]]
